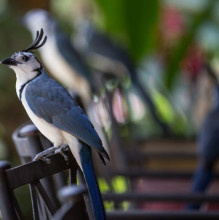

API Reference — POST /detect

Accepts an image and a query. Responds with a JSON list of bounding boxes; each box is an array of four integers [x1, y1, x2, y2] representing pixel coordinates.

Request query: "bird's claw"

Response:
[[33, 146, 56, 164], [33, 145, 69, 164], [55, 144, 69, 162], [33, 154, 51, 164]]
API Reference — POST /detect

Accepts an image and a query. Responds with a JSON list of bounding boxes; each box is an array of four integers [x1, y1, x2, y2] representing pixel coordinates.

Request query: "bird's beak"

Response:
[[0, 58, 18, 66]]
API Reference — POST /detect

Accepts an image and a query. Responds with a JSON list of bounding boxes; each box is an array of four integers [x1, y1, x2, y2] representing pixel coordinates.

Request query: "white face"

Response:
[[1, 51, 42, 97], [9, 51, 41, 73], [1, 51, 42, 89]]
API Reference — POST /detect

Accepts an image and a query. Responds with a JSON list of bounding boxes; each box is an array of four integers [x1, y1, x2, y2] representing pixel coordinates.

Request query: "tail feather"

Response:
[[100, 148, 110, 162], [98, 153, 106, 165], [80, 145, 106, 220], [191, 163, 213, 192], [186, 162, 213, 210]]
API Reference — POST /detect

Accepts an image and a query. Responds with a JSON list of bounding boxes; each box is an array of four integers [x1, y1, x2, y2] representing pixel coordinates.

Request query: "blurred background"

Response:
[[1, 0, 219, 217]]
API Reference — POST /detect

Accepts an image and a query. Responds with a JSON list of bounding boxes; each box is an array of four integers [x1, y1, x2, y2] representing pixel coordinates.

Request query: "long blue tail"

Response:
[[186, 162, 213, 210], [80, 145, 106, 220]]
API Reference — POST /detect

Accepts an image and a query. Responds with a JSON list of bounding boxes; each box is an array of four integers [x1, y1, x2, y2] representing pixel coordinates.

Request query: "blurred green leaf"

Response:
[[152, 89, 174, 124], [94, 0, 126, 34], [94, 0, 160, 62], [124, 0, 160, 61]]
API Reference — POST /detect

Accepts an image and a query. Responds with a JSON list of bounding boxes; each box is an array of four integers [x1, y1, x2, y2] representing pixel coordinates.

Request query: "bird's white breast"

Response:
[[21, 86, 64, 147]]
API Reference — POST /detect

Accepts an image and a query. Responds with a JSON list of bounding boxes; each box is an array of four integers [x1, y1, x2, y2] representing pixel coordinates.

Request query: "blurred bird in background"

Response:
[[74, 21, 172, 136], [186, 63, 219, 210]]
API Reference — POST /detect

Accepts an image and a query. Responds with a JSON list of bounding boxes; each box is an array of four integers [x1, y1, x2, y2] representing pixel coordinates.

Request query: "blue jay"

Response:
[[186, 64, 219, 210], [22, 9, 94, 108], [0, 29, 109, 220], [75, 22, 171, 136]]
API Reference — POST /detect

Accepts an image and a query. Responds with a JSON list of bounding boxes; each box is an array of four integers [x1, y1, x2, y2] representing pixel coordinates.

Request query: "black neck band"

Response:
[[19, 71, 41, 100]]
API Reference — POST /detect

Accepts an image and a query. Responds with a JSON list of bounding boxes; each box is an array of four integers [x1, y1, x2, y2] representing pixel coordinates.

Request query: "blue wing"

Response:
[[25, 71, 107, 156], [82, 24, 136, 74], [54, 26, 93, 82], [198, 109, 219, 162]]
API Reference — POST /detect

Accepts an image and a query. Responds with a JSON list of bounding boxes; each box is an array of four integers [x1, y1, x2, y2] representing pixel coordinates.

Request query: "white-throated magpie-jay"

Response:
[[0, 29, 109, 220], [22, 9, 110, 157]]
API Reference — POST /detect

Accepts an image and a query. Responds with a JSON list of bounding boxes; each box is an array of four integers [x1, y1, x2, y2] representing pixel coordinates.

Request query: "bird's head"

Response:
[[0, 28, 47, 75], [22, 9, 55, 36]]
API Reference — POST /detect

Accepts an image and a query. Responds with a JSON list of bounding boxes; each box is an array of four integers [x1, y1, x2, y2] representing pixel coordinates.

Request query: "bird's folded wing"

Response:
[[55, 27, 92, 81], [25, 74, 103, 152]]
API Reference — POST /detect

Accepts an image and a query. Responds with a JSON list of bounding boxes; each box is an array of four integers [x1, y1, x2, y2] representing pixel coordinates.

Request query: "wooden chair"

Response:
[[0, 123, 91, 220], [0, 155, 90, 219]]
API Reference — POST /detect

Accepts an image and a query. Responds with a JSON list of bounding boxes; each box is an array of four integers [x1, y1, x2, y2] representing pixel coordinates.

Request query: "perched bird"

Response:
[[22, 9, 94, 107], [22, 9, 110, 156], [0, 29, 109, 220], [186, 64, 219, 210], [75, 22, 171, 136]]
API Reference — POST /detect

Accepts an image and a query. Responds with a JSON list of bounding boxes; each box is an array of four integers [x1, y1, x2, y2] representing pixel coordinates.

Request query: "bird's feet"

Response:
[[33, 145, 70, 164], [55, 144, 69, 162], [33, 146, 56, 163]]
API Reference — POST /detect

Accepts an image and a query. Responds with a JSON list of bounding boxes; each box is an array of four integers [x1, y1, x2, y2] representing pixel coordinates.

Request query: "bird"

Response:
[[186, 64, 219, 210], [0, 28, 109, 220], [75, 21, 172, 136], [21, 9, 110, 156], [22, 9, 95, 108]]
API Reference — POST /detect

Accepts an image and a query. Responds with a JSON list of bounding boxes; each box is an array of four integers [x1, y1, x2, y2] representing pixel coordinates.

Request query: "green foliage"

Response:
[[94, 0, 160, 62], [152, 89, 174, 124], [98, 176, 130, 210]]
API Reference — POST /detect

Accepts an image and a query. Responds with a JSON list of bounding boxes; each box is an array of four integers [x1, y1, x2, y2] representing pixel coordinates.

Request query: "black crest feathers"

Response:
[[23, 28, 47, 52]]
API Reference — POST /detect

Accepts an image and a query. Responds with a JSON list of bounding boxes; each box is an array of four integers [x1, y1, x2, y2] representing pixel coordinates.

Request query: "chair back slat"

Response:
[[0, 161, 18, 220], [7, 151, 77, 189], [30, 183, 40, 220], [34, 181, 58, 215]]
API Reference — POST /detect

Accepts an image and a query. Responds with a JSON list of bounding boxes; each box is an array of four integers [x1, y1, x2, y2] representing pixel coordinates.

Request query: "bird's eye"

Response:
[[23, 55, 29, 62]]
